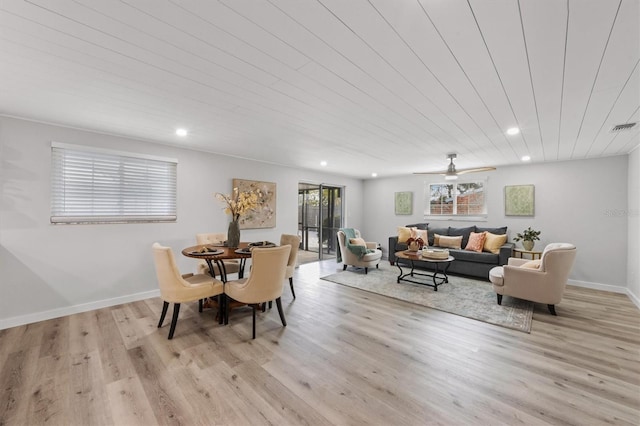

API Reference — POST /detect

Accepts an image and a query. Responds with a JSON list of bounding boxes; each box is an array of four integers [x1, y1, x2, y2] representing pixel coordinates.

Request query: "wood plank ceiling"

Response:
[[0, 0, 638, 178]]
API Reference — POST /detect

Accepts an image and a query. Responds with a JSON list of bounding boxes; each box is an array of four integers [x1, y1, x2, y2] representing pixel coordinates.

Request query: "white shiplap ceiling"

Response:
[[1, 0, 638, 178]]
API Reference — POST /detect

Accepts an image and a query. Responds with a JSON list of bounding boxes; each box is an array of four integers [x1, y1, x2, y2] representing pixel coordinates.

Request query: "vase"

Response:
[[227, 219, 240, 248], [522, 240, 534, 251]]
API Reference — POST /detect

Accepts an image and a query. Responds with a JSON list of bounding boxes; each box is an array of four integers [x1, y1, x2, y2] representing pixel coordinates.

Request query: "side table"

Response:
[[513, 248, 542, 260]]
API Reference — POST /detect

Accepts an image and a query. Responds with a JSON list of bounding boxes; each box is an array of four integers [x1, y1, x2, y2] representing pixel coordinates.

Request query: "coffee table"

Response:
[[394, 251, 455, 291]]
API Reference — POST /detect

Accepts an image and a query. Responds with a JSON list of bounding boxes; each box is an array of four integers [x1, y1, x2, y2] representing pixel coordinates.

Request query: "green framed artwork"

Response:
[[504, 185, 535, 216], [395, 191, 413, 215]]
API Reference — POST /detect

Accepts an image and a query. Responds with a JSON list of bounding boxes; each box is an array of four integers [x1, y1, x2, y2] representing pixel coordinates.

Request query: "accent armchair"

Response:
[[336, 229, 382, 274], [489, 243, 577, 315]]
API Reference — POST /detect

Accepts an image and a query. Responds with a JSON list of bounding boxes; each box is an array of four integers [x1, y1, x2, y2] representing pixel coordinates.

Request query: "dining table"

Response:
[[181, 241, 277, 322], [181, 242, 253, 282]]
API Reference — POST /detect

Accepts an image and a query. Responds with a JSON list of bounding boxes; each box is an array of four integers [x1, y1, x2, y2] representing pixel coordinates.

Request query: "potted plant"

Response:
[[513, 226, 541, 251], [406, 236, 425, 252]]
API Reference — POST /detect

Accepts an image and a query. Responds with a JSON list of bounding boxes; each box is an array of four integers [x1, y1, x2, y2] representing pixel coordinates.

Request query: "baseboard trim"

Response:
[[0, 289, 160, 330], [568, 279, 640, 309]]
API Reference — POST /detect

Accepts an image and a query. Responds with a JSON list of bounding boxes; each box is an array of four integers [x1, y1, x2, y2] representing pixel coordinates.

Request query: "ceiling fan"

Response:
[[414, 154, 496, 180]]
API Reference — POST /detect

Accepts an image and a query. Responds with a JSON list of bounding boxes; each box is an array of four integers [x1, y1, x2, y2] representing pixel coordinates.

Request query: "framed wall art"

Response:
[[232, 178, 276, 229], [504, 184, 535, 216], [395, 191, 413, 215]]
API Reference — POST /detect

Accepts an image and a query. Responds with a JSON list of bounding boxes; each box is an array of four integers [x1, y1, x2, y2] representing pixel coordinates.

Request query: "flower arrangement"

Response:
[[406, 236, 425, 251], [215, 187, 262, 221]]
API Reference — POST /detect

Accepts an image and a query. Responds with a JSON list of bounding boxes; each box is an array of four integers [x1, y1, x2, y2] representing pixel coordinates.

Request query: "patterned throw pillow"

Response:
[[465, 232, 486, 252], [349, 237, 366, 247], [483, 232, 508, 254]]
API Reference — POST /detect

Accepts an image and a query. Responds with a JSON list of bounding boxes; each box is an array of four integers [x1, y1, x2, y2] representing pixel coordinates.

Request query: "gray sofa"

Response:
[[388, 224, 514, 280]]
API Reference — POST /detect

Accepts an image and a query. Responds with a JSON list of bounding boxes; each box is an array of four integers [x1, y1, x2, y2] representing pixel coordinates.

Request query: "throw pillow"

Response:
[[438, 235, 463, 249], [410, 227, 428, 242], [465, 232, 486, 252], [349, 237, 366, 247], [521, 260, 541, 269], [483, 232, 508, 254], [397, 227, 412, 243]]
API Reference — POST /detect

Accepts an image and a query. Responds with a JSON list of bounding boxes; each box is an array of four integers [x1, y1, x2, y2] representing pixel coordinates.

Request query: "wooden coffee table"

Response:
[[394, 251, 455, 291]]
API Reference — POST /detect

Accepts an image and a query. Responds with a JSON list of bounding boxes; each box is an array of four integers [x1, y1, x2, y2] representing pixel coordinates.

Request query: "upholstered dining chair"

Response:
[[280, 234, 301, 299], [336, 228, 382, 274], [489, 243, 577, 315], [152, 242, 224, 339], [224, 245, 291, 339], [195, 232, 241, 278]]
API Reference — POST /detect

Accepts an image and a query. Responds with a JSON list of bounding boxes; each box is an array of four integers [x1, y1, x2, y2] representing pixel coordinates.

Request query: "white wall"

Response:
[[363, 156, 629, 290], [0, 117, 364, 329], [628, 147, 640, 306]]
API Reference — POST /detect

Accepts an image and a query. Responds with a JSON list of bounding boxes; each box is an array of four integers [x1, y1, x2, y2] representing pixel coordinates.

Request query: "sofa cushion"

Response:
[[476, 226, 507, 235], [437, 235, 463, 249], [427, 227, 449, 246], [406, 223, 428, 230], [483, 232, 508, 254], [451, 249, 499, 264], [448, 226, 475, 248], [465, 232, 486, 252]]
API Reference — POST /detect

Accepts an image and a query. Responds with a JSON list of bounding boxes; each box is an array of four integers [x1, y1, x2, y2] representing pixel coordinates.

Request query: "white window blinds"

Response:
[[51, 142, 177, 224]]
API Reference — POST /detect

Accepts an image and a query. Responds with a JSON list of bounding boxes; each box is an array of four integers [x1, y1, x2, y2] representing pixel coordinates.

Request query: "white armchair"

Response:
[[489, 243, 577, 315], [336, 229, 382, 274]]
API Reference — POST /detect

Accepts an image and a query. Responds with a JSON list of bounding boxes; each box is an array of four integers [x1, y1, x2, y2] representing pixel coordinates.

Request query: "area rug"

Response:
[[321, 264, 533, 333]]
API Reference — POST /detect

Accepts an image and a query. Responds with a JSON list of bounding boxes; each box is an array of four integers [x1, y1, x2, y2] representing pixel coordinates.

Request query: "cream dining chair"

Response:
[[196, 232, 241, 278], [224, 245, 291, 339], [152, 242, 225, 339], [280, 234, 301, 299]]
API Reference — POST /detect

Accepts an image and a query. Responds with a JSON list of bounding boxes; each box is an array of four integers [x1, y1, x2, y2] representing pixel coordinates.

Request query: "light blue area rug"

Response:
[[321, 264, 533, 333]]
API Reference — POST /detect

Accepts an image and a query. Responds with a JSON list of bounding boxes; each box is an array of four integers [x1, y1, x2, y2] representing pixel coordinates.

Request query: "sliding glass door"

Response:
[[298, 183, 343, 262]]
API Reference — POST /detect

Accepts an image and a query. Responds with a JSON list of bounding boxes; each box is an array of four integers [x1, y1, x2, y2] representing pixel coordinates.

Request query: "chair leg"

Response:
[[548, 304, 557, 315], [225, 295, 230, 325], [365, 267, 368, 274], [497, 294, 503, 305], [275, 297, 287, 327], [158, 301, 169, 328], [168, 303, 181, 339], [252, 305, 256, 339], [289, 277, 296, 299], [268, 301, 272, 309], [198, 299, 203, 313], [217, 295, 224, 325]]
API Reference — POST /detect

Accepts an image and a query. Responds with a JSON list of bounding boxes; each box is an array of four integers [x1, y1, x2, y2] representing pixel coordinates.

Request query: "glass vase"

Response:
[[227, 219, 240, 248]]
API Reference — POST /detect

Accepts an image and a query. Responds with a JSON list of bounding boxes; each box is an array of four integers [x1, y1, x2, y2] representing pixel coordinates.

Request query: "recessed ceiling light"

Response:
[[506, 127, 520, 135], [521, 155, 531, 162], [371, 172, 378, 177], [320, 161, 327, 167], [176, 128, 188, 137]]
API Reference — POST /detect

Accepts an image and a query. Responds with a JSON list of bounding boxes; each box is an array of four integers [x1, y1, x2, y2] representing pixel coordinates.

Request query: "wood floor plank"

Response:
[[0, 260, 638, 425]]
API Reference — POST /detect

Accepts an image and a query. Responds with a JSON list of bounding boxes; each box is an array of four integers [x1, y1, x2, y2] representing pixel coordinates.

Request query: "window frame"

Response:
[[424, 179, 488, 221], [50, 142, 178, 224]]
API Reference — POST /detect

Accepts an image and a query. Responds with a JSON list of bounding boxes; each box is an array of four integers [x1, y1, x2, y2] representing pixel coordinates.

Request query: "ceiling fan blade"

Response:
[[455, 166, 497, 175], [412, 170, 449, 175]]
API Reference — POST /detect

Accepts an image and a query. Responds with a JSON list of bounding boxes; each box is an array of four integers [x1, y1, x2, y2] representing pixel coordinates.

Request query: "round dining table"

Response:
[[181, 242, 253, 282]]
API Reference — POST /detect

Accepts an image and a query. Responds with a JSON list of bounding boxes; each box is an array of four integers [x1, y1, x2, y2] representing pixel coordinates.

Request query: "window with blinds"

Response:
[[50, 142, 178, 224]]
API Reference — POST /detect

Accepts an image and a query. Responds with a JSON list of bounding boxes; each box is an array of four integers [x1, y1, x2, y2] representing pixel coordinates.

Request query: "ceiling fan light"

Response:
[[444, 174, 458, 180]]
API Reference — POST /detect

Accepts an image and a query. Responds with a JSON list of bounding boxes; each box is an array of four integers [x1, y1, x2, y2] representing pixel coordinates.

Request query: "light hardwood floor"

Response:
[[1, 260, 639, 425]]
